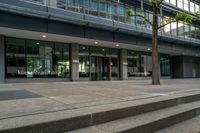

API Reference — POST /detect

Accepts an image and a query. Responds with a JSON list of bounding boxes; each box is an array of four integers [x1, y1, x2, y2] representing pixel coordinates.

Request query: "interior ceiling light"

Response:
[[42, 35, 46, 38], [95, 41, 98, 44]]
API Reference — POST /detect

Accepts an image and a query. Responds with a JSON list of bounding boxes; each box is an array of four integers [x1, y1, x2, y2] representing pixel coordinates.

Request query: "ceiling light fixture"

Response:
[[42, 35, 46, 38]]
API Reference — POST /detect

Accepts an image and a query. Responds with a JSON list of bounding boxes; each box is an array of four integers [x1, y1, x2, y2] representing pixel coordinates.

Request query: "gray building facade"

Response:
[[0, 0, 199, 82]]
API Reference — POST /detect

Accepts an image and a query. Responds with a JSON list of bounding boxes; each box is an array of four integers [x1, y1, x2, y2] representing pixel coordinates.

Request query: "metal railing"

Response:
[[13, 0, 200, 44]]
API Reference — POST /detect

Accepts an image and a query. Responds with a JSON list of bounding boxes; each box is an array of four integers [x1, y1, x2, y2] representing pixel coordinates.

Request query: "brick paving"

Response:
[[0, 79, 199, 120]]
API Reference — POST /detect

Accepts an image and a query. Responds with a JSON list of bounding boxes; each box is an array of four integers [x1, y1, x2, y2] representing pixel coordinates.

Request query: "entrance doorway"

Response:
[[90, 56, 110, 81]]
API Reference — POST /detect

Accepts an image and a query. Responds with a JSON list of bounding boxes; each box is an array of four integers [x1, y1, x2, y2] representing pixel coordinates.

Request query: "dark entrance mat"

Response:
[[0, 90, 42, 101]]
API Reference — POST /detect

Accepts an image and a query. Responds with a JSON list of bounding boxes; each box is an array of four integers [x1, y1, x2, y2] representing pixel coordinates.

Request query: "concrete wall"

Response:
[[171, 56, 200, 78], [0, 35, 5, 82], [120, 49, 128, 80], [70, 44, 79, 81], [183, 56, 200, 78]]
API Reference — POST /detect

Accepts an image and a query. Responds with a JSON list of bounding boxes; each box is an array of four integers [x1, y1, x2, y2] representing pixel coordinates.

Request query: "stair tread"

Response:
[[0, 92, 200, 133], [67, 101, 200, 133], [156, 116, 200, 133]]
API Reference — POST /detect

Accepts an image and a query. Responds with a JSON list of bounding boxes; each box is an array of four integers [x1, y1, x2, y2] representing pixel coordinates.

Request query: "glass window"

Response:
[[79, 56, 90, 78], [170, 0, 176, 6], [89, 0, 98, 16], [26, 40, 54, 78], [171, 22, 177, 36], [75, 0, 84, 13], [177, 22, 184, 37], [190, 25, 196, 39], [6, 38, 26, 78], [196, 27, 200, 39], [177, 0, 183, 8], [6, 37, 70, 79], [184, 24, 190, 38], [164, 0, 170, 3], [99, 0, 107, 18], [136, 8, 146, 27], [184, 0, 189, 11], [111, 57, 119, 77], [118, 4, 126, 22], [57, 0, 66, 9], [110, 49, 119, 78], [190, 2, 195, 13], [127, 51, 141, 77], [164, 17, 171, 34], [79, 45, 90, 78], [195, 4, 200, 13], [141, 54, 152, 77], [160, 56, 170, 76]]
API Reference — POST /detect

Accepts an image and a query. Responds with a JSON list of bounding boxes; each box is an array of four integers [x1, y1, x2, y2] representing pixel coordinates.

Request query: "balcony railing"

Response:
[[12, 0, 200, 44]]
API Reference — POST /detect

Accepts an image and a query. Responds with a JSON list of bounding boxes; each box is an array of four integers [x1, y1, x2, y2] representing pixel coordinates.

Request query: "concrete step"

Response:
[[67, 101, 200, 133], [0, 91, 200, 133], [156, 116, 200, 133]]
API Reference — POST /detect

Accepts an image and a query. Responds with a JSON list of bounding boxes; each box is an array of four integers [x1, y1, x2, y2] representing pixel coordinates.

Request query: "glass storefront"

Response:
[[127, 50, 171, 77], [5, 37, 171, 80], [160, 56, 171, 76], [6, 37, 70, 78], [79, 45, 120, 80], [79, 45, 90, 78]]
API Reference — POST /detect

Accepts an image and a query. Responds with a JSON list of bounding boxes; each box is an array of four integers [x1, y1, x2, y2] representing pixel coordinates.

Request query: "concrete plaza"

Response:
[[0, 79, 200, 120]]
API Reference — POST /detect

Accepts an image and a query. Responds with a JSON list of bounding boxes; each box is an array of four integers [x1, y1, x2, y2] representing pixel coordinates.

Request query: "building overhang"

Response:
[[0, 26, 189, 56]]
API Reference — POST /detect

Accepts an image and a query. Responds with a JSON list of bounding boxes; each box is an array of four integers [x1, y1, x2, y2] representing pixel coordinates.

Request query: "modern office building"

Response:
[[0, 0, 199, 82]]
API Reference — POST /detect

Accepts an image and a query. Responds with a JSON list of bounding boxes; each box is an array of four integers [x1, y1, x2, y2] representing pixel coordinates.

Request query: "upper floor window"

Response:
[[190, 2, 195, 13], [164, 0, 170, 3], [184, 0, 189, 11], [195, 4, 200, 13], [171, 0, 176, 6], [177, 0, 183, 8]]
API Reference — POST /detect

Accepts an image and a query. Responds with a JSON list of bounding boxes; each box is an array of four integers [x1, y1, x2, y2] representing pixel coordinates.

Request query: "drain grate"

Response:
[[0, 90, 42, 101]]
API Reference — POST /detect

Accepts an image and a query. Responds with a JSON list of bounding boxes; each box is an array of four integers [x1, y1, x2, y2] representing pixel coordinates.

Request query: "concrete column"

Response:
[[0, 35, 5, 83], [120, 49, 128, 80], [47, 0, 57, 7], [71, 44, 79, 81]]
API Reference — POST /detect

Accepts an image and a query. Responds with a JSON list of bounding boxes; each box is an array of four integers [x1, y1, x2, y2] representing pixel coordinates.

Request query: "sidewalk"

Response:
[[0, 79, 200, 120]]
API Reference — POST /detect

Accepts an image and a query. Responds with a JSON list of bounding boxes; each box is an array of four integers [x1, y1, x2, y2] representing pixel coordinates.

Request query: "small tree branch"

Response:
[[158, 18, 177, 29], [158, 0, 165, 7]]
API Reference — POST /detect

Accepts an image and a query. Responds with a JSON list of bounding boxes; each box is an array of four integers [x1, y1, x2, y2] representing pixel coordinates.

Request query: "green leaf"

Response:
[[149, 0, 157, 6], [126, 8, 133, 18], [175, 12, 193, 24]]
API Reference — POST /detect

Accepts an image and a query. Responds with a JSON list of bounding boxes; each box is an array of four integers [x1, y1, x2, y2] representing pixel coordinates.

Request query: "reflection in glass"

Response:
[[177, 22, 184, 37], [6, 37, 70, 78], [171, 22, 177, 36], [160, 56, 170, 76], [6, 38, 26, 78], [127, 51, 141, 77], [79, 56, 90, 78], [184, 0, 189, 11], [127, 50, 170, 77]]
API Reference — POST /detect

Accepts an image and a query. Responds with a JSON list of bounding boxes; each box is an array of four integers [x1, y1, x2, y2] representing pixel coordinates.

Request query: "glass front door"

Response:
[[90, 56, 110, 81]]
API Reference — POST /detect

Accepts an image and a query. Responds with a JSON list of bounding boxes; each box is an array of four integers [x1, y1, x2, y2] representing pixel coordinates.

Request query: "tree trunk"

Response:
[[152, 4, 160, 85]]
